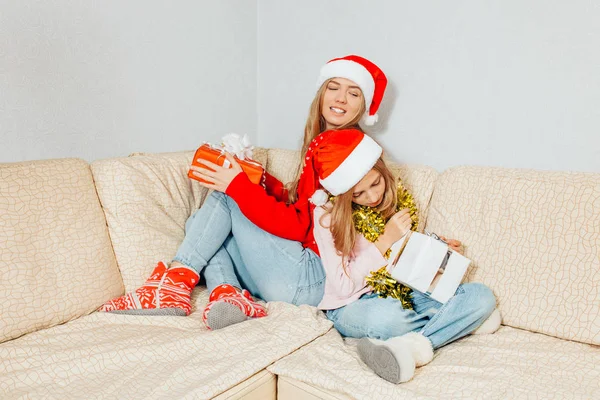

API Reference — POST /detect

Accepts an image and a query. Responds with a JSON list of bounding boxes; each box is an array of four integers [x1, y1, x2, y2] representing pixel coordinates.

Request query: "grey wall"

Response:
[[257, 1, 600, 173], [2, 1, 599, 173], [0, 1, 257, 163]]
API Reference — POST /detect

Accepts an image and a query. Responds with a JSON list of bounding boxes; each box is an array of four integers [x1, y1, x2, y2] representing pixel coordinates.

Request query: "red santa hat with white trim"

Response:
[[297, 129, 383, 206], [316, 55, 388, 126]]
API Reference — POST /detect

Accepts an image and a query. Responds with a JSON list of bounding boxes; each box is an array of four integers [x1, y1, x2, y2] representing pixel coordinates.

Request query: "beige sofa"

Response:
[[1, 147, 598, 399]]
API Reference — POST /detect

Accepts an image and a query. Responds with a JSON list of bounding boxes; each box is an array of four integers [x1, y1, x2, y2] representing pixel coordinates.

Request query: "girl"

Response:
[[306, 129, 499, 384], [100, 55, 391, 330]]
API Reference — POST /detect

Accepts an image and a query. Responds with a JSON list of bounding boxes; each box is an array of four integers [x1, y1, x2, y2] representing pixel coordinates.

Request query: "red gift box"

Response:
[[188, 144, 264, 185]]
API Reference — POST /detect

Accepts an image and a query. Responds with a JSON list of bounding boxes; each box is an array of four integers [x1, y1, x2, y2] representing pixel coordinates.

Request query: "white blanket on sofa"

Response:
[[0, 289, 332, 400], [269, 326, 600, 399]]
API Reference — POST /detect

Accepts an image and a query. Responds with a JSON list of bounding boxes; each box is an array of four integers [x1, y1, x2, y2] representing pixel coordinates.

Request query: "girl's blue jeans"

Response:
[[173, 191, 325, 306], [325, 283, 497, 349]]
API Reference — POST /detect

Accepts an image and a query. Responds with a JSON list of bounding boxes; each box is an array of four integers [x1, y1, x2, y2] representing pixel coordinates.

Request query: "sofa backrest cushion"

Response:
[[266, 148, 439, 230], [0, 159, 124, 343], [425, 166, 599, 345], [90, 149, 269, 291]]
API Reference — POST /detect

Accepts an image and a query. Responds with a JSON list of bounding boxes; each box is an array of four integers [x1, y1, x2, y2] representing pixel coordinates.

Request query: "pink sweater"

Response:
[[313, 205, 388, 310]]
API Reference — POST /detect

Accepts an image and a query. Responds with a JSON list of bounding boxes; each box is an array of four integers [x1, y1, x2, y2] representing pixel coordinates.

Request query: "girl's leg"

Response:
[[173, 195, 267, 328], [412, 282, 497, 349], [199, 192, 324, 328], [201, 238, 242, 293], [201, 243, 266, 330], [328, 283, 496, 348], [100, 261, 199, 316], [326, 294, 429, 384], [209, 192, 326, 306], [100, 192, 240, 316], [325, 293, 429, 340], [328, 285, 495, 383], [172, 191, 238, 274], [219, 234, 261, 296]]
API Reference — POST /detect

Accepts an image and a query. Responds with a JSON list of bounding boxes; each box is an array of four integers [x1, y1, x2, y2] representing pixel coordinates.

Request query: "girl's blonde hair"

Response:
[[287, 79, 367, 203], [322, 157, 397, 273]]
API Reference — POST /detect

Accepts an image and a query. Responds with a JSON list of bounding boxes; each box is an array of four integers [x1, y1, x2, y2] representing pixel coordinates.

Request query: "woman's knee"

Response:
[[208, 190, 236, 206], [208, 191, 245, 220], [207, 190, 228, 205], [184, 192, 228, 232]]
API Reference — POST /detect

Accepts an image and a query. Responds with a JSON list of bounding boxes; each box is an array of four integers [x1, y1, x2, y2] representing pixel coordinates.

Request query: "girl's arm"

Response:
[[440, 236, 464, 254], [313, 207, 388, 298]]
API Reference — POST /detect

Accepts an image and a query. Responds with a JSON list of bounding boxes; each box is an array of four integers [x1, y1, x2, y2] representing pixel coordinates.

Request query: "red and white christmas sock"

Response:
[[202, 284, 267, 330], [99, 261, 199, 316]]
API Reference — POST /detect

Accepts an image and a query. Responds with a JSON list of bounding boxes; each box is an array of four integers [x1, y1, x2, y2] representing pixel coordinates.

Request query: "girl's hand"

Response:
[[189, 153, 243, 193], [386, 208, 413, 240], [375, 209, 413, 254], [440, 236, 464, 255]]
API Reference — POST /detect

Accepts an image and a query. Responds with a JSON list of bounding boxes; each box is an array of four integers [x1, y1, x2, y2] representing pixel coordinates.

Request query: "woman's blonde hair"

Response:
[[286, 79, 367, 203], [322, 157, 397, 273]]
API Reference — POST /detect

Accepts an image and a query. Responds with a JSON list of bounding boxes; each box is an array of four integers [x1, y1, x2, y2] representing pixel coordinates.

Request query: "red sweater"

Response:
[[225, 171, 319, 255]]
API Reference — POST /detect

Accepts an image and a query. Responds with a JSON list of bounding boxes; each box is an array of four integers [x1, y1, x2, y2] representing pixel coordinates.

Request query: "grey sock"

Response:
[[206, 302, 248, 330], [358, 338, 403, 384], [107, 308, 186, 316]]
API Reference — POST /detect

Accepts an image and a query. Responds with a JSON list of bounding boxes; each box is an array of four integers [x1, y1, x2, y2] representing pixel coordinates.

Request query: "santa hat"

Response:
[[297, 129, 383, 206], [316, 55, 387, 126]]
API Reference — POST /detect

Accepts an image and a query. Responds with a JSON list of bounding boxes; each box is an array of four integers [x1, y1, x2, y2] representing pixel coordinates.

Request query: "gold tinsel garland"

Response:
[[352, 181, 419, 310]]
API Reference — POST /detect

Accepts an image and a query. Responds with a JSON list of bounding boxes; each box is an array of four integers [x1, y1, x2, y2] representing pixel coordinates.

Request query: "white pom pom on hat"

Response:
[[316, 55, 387, 126], [309, 189, 329, 206], [362, 113, 379, 127]]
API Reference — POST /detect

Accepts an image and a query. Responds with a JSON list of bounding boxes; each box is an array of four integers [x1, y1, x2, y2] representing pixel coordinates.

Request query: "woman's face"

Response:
[[321, 78, 364, 130], [352, 169, 385, 208]]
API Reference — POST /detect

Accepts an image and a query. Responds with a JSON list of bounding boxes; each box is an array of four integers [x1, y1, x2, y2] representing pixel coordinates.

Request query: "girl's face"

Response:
[[352, 169, 385, 208], [321, 78, 364, 130]]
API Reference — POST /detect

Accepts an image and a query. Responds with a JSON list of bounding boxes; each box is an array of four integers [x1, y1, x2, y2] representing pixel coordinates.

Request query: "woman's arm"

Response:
[[263, 172, 289, 202], [190, 155, 312, 242], [226, 173, 312, 241]]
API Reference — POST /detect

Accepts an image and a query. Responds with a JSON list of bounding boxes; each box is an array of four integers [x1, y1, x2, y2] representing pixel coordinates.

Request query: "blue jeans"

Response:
[[325, 283, 496, 349], [172, 191, 325, 306]]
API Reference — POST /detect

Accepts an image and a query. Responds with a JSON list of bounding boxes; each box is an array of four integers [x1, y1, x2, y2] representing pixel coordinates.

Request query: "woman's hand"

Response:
[[440, 236, 464, 255], [375, 208, 412, 255], [189, 153, 243, 193]]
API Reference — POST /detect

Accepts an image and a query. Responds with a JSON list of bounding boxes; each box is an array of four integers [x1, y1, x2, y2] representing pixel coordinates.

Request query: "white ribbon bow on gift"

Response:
[[197, 133, 265, 187], [220, 133, 254, 160], [202, 133, 256, 167]]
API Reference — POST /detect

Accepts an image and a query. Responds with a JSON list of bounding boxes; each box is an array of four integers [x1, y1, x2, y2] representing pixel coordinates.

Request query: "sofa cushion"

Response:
[[269, 327, 600, 399], [425, 166, 600, 345], [0, 289, 332, 399], [0, 159, 123, 343], [264, 148, 300, 185], [90, 149, 269, 291], [266, 148, 439, 229]]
